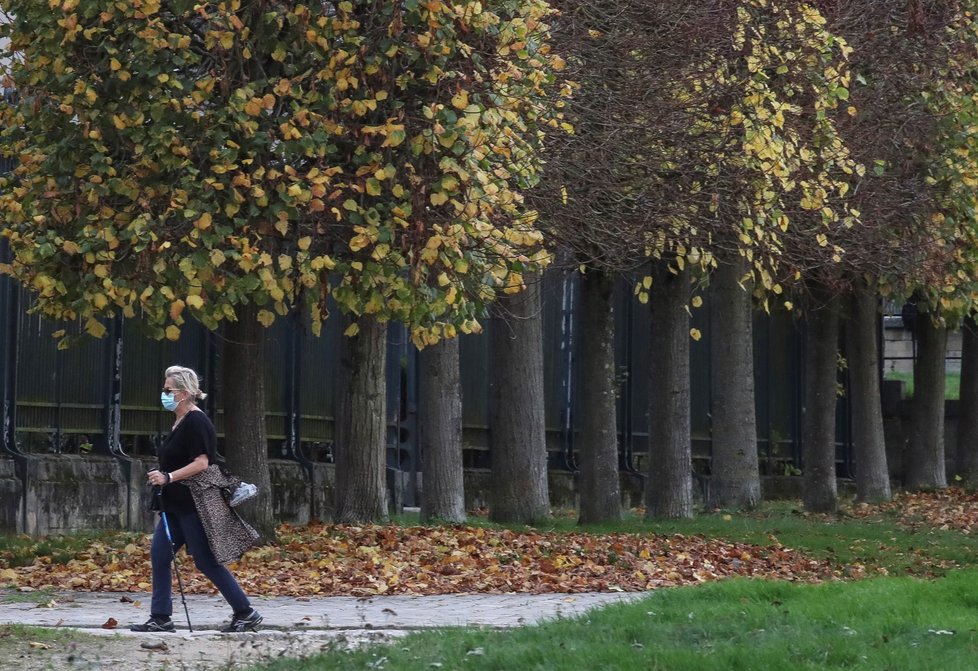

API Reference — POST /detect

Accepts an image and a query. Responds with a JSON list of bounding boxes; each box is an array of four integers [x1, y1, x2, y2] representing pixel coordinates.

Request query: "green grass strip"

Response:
[[252, 570, 978, 670]]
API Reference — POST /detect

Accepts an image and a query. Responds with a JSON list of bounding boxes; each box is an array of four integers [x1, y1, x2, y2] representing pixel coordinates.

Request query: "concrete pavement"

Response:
[[0, 590, 645, 634]]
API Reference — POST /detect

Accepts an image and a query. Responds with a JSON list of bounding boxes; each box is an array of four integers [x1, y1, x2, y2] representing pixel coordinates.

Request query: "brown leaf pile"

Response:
[[867, 488, 978, 534], [1, 523, 834, 596]]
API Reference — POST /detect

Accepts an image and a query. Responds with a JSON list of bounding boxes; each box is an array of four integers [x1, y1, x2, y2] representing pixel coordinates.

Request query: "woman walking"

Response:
[[131, 365, 262, 633]]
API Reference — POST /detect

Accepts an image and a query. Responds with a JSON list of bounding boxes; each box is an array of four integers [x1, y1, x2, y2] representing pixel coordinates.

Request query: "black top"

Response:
[[157, 410, 216, 515]]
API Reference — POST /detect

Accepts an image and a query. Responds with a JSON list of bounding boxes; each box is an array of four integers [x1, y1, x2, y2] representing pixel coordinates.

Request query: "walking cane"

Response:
[[154, 487, 193, 633]]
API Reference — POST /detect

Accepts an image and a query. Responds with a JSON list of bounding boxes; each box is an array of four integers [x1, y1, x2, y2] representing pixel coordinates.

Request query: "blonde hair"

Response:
[[164, 365, 208, 401]]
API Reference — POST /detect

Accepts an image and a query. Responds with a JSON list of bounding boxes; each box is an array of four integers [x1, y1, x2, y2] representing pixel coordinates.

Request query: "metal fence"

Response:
[[1, 250, 859, 491]]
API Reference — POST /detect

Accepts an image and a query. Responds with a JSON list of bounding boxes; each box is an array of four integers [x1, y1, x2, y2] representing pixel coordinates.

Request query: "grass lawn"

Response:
[[884, 370, 961, 400], [252, 571, 978, 671]]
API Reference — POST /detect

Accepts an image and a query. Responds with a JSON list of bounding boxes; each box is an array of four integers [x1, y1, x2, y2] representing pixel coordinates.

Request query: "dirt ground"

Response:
[[0, 627, 400, 671]]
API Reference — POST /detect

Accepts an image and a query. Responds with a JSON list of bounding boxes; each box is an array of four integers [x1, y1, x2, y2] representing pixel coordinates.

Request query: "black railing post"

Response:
[[283, 314, 317, 518], [618, 276, 636, 472], [558, 268, 577, 471], [1, 237, 29, 533], [100, 315, 124, 456], [284, 315, 301, 458], [1, 238, 20, 458]]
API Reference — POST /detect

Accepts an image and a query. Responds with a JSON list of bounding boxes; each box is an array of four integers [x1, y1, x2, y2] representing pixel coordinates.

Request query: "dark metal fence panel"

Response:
[[754, 308, 804, 474], [614, 278, 645, 470], [261, 317, 291, 448], [15, 298, 107, 453], [458, 328, 490, 468], [0, 263, 834, 476], [118, 325, 170, 454], [297, 313, 343, 450], [540, 272, 572, 441]]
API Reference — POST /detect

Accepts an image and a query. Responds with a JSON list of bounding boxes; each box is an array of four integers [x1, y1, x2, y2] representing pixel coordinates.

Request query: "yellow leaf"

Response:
[[169, 299, 185, 321], [344, 323, 360, 337], [257, 310, 275, 327], [430, 191, 449, 206], [690, 328, 702, 341], [85, 318, 106, 338], [185, 294, 204, 309], [451, 89, 469, 109], [196, 212, 212, 229]]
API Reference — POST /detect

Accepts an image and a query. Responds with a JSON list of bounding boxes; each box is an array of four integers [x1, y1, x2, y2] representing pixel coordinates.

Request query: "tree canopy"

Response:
[[537, 0, 860, 314], [0, 0, 566, 346]]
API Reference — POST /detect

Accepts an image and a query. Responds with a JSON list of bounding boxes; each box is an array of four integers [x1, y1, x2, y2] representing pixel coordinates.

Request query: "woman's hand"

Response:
[[147, 469, 169, 487], [148, 455, 208, 487]]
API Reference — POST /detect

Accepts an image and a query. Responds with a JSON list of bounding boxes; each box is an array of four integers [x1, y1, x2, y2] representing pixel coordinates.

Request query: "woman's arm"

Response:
[[167, 453, 209, 483]]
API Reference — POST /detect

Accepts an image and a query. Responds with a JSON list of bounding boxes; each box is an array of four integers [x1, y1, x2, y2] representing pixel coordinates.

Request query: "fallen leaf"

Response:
[[120, 595, 134, 603], [140, 640, 169, 651], [101, 617, 118, 629], [28, 642, 50, 649]]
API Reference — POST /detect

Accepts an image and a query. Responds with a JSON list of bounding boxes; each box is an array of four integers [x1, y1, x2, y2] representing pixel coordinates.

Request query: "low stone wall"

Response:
[[0, 456, 337, 536]]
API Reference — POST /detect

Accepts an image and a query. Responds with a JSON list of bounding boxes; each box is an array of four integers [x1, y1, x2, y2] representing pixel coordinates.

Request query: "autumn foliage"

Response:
[[0, 0, 566, 346], [1, 523, 832, 597]]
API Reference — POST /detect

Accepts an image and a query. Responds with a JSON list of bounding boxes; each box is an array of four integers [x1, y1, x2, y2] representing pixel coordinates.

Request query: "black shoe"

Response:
[[221, 608, 263, 633], [130, 616, 175, 633]]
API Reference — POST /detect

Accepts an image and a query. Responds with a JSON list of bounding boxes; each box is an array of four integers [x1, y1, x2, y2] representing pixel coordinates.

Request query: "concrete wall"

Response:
[[0, 456, 337, 536]]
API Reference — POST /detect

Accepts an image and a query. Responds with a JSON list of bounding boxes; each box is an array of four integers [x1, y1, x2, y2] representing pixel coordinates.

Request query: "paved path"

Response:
[[1, 590, 644, 633], [0, 590, 647, 670]]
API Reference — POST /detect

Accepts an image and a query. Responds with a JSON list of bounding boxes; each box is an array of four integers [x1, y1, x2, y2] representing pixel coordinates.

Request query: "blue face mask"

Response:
[[161, 392, 179, 412]]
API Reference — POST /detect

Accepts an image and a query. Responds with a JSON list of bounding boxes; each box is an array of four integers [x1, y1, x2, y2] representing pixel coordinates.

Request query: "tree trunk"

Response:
[[577, 268, 621, 524], [906, 317, 947, 489], [489, 272, 551, 524], [419, 337, 465, 523], [845, 284, 891, 503], [707, 256, 761, 510], [222, 303, 277, 541], [802, 287, 840, 513], [646, 264, 693, 519], [958, 316, 978, 489], [334, 316, 389, 523]]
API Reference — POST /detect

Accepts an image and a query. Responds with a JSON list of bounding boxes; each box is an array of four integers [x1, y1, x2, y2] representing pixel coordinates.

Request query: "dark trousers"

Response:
[[150, 509, 250, 618]]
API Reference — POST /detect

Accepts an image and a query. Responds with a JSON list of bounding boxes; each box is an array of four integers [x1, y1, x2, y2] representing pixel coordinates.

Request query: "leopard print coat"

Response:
[[185, 466, 261, 565]]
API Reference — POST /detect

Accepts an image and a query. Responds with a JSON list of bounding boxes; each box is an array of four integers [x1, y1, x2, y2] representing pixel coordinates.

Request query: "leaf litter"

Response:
[[2, 523, 833, 595]]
